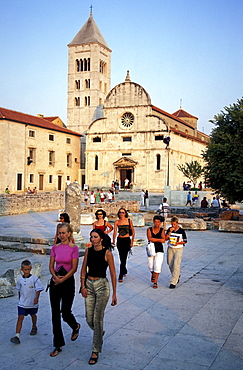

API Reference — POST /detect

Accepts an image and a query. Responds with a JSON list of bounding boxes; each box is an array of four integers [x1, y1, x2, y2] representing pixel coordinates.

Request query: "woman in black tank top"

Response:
[[80, 229, 117, 365], [147, 215, 165, 289]]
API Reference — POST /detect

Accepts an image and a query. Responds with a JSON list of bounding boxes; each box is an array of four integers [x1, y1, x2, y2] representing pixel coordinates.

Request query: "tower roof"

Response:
[[172, 109, 198, 120], [68, 13, 110, 49]]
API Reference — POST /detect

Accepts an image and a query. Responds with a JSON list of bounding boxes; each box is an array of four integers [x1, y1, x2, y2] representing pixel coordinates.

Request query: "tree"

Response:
[[177, 160, 204, 188], [202, 98, 243, 204]]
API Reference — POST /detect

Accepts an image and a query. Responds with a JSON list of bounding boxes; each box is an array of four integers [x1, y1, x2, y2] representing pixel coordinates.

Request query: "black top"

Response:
[[87, 246, 108, 278], [150, 227, 164, 253]]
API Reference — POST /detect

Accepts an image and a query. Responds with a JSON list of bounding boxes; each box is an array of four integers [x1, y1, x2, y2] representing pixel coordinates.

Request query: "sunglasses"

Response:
[[119, 211, 125, 214], [97, 213, 103, 215]]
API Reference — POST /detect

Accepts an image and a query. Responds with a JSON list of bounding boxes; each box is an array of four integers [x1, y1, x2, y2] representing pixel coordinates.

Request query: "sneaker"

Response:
[[10, 336, 20, 344], [169, 284, 176, 289], [118, 278, 123, 283]]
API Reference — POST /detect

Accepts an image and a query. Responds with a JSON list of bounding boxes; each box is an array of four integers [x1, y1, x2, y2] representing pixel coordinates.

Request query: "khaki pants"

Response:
[[167, 247, 183, 285]]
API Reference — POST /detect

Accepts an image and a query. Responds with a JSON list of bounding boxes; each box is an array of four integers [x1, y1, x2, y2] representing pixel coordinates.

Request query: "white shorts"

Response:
[[148, 252, 164, 273]]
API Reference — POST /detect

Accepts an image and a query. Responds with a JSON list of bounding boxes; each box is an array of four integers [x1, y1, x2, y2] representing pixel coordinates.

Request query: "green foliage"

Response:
[[202, 98, 243, 203], [177, 160, 204, 188]]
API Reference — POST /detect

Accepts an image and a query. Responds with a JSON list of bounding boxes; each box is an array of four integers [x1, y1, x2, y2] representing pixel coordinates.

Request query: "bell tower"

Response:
[[67, 11, 111, 134]]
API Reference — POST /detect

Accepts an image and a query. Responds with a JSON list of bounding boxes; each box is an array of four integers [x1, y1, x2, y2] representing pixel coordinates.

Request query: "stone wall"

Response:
[[81, 200, 140, 215], [0, 192, 64, 216]]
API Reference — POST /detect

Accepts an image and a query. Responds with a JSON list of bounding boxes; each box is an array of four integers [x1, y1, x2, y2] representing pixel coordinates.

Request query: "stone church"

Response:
[[67, 12, 209, 191]]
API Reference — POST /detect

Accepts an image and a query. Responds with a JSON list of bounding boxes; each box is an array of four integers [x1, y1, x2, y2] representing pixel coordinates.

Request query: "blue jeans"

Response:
[[85, 278, 110, 352]]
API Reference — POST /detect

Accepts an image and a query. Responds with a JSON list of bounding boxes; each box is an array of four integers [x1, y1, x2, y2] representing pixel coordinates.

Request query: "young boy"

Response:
[[10, 260, 44, 344], [165, 216, 187, 289]]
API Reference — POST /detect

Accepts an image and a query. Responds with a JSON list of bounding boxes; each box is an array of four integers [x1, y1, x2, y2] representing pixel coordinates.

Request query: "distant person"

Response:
[[165, 216, 187, 289], [92, 209, 113, 234], [95, 189, 101, 203], [124, 178, 129, 190], [5, 187, 10, 194], [198, 181, 203, 190], [158, 197, 170, 228], [216, 195, 221, 208], [183, 182, 187, 191], [185, 191, 192, 206], [140, 190, 145, 207], [100, 190, 106, 203], [211, 197, 219, 208], [192, 191, 199, 206], [84, 190, 89, 205], [90, 191, 95, 205], [113, 208, 135, 282], [201, 197, 208, 208], [147, 215, 165, 289], [114, 180, 119, 194], [107, 189, 113, 203], [144, 190, 149, 209], [10, 260, 44, 344], [32, 187, 37, 194]]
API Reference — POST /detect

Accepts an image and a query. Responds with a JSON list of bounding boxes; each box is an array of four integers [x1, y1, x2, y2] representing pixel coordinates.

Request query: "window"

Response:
[[67, 153, 72, 167], [85, 96, 90, 106], [75, 158, 78, 162], [29, 130, 35, 138], [76, 58, 90, 72], [155, 135, 164, 141], [122, 153, 131, 156], [75, 80, 80, 89], [123, 136, 132, 142], [29, 148, 36, 163], [99, 60, 106, 74], [49, 151, 55, 165], [93, 137, 101, 142], [156, 154, 161, 170], [49, 175, 53, 183], [95, 155, 98, 170], [29, 174, 34, 183], [85, 79, 90, 88], [75, 97, 80, 106], [66, 138, 71, 144], [49, 134, 54, 141]]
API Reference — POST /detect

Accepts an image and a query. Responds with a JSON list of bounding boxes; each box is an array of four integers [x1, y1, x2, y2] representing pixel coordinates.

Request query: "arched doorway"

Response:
[[113, 157, 138, 189]]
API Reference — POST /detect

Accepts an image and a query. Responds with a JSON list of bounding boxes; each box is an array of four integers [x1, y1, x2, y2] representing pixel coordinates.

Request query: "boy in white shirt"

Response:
[[10, 260, 44, 344]]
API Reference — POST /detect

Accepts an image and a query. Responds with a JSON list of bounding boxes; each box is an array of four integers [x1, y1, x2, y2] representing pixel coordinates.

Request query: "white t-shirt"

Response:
[[16, 275, 44, 308]]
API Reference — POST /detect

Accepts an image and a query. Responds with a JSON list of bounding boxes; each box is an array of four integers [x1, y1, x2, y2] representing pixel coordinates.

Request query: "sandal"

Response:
[[89, 352, 99, 365], [30, 327, 37, 335], [50, 347, 62, 357], [153, 283, 158, 289], [71, 323, 80, 341]]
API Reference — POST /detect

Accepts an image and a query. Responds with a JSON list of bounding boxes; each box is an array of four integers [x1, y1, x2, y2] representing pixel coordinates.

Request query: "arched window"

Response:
[[87, 58, 90, 71], [156, 154, 161, 170], [80, 59, 83, 72], [84, 58, 87, 71], [75, 97, 80, 106], [95, 155, 98, 170], [76, 59, 79, 72]]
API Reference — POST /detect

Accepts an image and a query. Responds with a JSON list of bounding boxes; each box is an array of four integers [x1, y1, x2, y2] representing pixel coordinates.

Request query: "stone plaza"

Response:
[[0, 209, 242, 369]]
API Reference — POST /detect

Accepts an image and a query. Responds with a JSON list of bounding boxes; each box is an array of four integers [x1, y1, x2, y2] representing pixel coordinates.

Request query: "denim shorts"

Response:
[[18, 306, 38, 316]]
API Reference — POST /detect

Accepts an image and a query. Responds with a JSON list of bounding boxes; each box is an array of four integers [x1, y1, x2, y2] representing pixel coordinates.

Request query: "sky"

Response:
[[0, 0, 242, 135]]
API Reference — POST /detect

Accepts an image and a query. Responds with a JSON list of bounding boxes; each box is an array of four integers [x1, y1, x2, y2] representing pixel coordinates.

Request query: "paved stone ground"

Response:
[[0, 210, 243, 369]]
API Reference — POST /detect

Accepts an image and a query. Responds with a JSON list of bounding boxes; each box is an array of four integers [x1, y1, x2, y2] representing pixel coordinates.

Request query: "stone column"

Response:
[[65, 182, 82, 237]]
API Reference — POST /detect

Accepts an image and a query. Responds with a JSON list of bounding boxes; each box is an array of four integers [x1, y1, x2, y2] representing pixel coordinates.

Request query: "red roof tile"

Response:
[[172, 109, 198, 119], [152, 105, 195, 129], [0, 107, 81, 137]]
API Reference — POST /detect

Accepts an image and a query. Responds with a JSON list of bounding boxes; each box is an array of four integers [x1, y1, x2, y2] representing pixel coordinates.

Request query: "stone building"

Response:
[[67, 12, 209, 191], [0, 107, 81, 193]]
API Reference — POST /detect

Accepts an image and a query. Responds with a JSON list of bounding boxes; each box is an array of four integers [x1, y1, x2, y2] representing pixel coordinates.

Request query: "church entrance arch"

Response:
[[113, 157, 138, 189]]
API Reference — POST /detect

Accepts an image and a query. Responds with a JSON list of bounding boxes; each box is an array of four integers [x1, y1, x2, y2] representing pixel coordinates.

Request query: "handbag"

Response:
[[146, 242, 156, 257], [56, 266, 68, 276]]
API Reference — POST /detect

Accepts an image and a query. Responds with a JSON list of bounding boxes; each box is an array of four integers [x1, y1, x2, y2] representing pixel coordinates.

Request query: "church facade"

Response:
[[67, 13, 209, 191]]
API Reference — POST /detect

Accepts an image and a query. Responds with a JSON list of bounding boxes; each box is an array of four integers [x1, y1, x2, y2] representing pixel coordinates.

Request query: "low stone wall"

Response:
[[0, 192, 65, 216], [81, 201, 140, 215]]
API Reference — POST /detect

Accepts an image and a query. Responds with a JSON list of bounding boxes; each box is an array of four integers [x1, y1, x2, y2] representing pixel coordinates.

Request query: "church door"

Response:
[[120, 169, 132, 188]]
